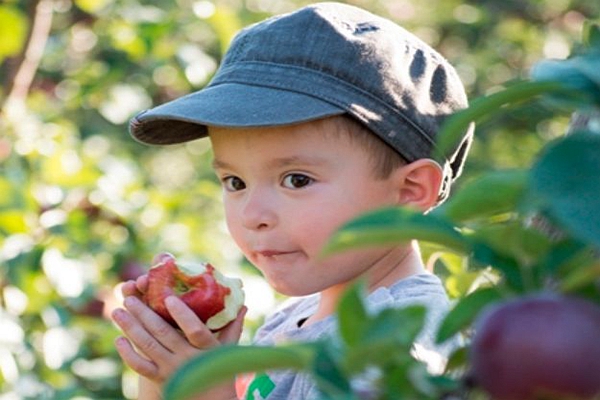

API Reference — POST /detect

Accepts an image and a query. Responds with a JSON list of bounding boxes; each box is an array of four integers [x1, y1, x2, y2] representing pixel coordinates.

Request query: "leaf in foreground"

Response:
[[164, 344, 316, 400], [323, 207, 470, 256]]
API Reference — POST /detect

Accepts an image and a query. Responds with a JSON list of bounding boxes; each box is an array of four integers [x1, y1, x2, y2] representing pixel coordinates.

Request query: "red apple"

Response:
[[144, 253, 244, 331], [469, 294, 600, 400]]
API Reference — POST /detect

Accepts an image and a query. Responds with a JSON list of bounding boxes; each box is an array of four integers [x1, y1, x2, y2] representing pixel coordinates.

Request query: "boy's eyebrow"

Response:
[[211, 159, 230, 170], [212, 155, 329, 170]]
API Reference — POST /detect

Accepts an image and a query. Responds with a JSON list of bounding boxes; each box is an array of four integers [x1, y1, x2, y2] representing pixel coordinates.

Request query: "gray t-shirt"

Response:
[[242, 273, 456, 400]]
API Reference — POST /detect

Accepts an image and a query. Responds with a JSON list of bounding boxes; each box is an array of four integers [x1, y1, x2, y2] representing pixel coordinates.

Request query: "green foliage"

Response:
[[0, 5, 28, 63]]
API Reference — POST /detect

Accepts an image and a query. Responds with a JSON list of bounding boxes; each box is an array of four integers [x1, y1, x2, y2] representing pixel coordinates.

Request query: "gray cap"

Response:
[[130, 2, 473, 199]]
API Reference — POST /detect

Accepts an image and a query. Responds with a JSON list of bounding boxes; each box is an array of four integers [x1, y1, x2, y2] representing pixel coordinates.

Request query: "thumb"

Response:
[[218, 306, 247, 344]]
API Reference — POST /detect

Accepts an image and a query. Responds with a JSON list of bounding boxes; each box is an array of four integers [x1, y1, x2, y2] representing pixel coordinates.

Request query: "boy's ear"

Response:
[[393, 159, 443, 210]]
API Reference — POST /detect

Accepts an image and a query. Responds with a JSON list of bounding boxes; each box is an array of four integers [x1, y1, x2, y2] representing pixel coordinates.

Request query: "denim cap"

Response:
[[130, 2, 473, 201]]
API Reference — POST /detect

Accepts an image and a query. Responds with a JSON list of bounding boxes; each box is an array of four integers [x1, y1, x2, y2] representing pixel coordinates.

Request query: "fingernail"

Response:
[[111, 308, 125, 323], [123, 296, 137, 308]]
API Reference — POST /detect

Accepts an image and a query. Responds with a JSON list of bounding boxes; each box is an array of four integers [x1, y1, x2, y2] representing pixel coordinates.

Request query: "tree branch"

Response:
[[1, 0, 54, 110]]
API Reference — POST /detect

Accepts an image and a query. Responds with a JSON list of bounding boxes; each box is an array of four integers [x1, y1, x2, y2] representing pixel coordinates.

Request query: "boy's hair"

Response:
[[129, 2, 474, 201], [331, 115, 407, 180]]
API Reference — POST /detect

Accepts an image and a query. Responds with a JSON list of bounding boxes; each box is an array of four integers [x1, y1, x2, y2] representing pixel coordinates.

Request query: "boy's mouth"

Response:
[[256, 250, 290, 257]]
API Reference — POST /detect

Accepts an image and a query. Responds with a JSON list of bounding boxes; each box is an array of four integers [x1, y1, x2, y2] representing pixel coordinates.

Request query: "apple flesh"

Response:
[[469, 294, 600, 400], [144, 253, 244, 331]]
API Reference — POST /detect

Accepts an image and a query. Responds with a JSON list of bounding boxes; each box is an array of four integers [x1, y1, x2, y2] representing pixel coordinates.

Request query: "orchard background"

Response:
[[1, 0, 599, 399]]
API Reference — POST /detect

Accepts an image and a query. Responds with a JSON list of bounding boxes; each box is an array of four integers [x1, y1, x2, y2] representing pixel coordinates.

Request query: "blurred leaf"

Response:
[[445, 270, 482, 299], [0, 210, 28, 233], [531, 50, 600, 107], [434, 169, 528, 223], [526, 131, 600, 249], [209, 4, 243, 54], [323, 207, 471, 256], [74, 0, 113, 14], [312, 343, 351, 397], [443, 346, 469, 373], [582, 22, 600, 48], [436, 287, 503, 343], [164, 344, 316, 400], [561, 261, 600, 293], [41, 150, 101, 187], [436, 80, 566, 160], [472, 222, 552, 269], [344, 306, 426, 373], [0, 5, 28, 62], [337, 282, 369, 347], [472, 242, 524, 290]]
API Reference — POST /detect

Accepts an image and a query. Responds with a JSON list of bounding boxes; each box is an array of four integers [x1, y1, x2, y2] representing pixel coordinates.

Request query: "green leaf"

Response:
[[366, 306, 426, 346], [0, 5, 28, 62], [435, 169, 528, 223], [561, 261, 600, 293], [443, 346, 469, 373], [582, 22, 600, 49], [323, 207, 470, 256], [471, 222, 552, 268], [209, 4, 243, 53], [74, 0, 113, 14], [471, 243, 525, 291], [343, 306, 426, 372], [526, 131, 600, 249], [312, 342, 352, 397], [0, 210, 28, 234], [337, 282, 369, 347], [531, 52, 600, 107], [164, 344, 316, 400], [436, 287, 503, 343], [435, 80, 567, 160]]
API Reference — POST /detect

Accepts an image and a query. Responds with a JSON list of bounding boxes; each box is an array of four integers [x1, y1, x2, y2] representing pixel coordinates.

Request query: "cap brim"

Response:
[[129, 83, 345, 145]]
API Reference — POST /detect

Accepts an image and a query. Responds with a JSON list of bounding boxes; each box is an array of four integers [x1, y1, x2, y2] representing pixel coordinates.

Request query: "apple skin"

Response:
[[469, 294, 600, 400], [144, 253, 244, 331]]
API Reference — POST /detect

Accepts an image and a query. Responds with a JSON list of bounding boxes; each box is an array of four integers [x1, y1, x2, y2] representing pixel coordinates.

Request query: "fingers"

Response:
[[114, 336, 160, 378], [218, 306, 248, 344], [113, 297, 185, 357], [135, 274, 149, 292], [165, 296, 220, 349]]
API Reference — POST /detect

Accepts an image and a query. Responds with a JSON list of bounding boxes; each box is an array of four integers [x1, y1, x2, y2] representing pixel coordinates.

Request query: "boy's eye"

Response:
[[222, 176, 246, 192], [282, 173, 313, 189]]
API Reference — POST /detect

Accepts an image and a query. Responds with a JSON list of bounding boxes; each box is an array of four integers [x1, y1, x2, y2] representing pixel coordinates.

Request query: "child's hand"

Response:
[[112, 293, 246, 398]]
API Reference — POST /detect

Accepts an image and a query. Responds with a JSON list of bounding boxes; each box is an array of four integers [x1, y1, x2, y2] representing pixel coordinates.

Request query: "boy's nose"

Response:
[[240, 189, 277, 231]]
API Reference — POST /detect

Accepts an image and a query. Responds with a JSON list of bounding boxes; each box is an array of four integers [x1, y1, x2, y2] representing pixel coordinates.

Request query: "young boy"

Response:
[[111, 2, 474, 399]]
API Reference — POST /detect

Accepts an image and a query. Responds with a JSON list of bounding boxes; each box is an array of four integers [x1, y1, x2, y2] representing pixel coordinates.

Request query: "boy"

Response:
[[111, 2, 474, 399]]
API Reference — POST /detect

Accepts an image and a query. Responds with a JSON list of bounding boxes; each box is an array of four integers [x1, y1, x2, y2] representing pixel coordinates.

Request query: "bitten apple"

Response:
[[469, 294, 600, 400], [144, 253, 244, 331]]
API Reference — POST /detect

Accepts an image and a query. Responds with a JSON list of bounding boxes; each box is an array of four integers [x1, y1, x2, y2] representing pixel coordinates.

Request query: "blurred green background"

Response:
[[1, 0, 598, 398]]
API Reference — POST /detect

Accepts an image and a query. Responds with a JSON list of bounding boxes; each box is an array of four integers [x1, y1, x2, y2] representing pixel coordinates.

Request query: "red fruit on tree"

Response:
[[144, 253, 244, 331], [470, 294, 600, 400]]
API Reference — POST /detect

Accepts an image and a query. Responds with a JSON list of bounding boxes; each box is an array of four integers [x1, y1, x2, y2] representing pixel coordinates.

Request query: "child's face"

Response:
[[209, 118, 408, 296]]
